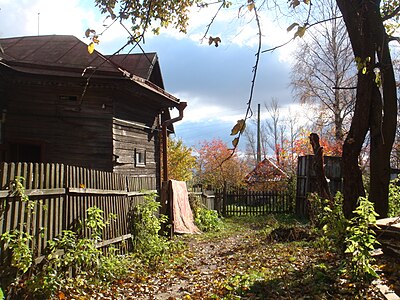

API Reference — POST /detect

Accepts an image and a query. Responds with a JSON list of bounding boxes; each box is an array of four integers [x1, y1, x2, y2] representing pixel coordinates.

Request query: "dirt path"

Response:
[[90, 224, 263, 300], [84, 218, 397, 300]]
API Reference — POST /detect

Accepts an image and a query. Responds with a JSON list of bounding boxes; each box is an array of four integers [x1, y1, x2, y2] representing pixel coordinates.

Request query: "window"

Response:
[[135, 149, 146, 167], [59, 95, 78, 101], [9, 143, 43, 163]]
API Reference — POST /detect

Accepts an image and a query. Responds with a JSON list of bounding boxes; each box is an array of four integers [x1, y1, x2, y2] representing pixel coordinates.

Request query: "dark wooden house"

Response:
[[0, 35, 184, 182]]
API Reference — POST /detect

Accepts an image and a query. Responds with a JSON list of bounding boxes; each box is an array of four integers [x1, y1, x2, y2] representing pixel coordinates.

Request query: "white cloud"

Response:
[[0, 0, 100, 39], [170, 91, 245, 125]]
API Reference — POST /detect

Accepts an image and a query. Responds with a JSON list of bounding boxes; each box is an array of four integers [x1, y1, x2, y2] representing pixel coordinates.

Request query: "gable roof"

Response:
[[0, 35, 178, 107], [106, 53, 164, 88], [245, 158, 288, 184]]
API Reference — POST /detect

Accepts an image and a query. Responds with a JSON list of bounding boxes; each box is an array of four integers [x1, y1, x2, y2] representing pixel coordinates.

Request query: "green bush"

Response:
[[130, 192, 176, 265], [1, 203, 129, 298], [194, 207, 222, 232], [308, 192, 380, 284], [308, 192, 347, 252], [344, 196, 380, 281]]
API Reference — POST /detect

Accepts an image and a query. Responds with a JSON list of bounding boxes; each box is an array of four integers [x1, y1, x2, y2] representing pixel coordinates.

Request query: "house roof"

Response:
[[0, 35, 178, 107], [245, 158, 288, 184], [106, 53, 164, 86]]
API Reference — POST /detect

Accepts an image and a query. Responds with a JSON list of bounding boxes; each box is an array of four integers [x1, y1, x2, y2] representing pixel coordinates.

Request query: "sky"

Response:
[[0, 0, 307, 151]]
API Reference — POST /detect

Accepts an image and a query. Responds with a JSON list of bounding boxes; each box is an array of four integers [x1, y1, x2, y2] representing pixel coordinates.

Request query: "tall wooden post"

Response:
[[257, 103, 261, 164]]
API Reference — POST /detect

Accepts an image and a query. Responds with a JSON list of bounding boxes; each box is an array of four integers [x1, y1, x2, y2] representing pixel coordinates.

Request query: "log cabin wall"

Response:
[[112, 118, 160, 176], [112, 91, 161, 184], [1, 71, 114, 171]]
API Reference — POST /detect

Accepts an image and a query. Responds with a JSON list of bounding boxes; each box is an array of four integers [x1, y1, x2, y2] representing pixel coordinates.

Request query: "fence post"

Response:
[[222, 184, 227, 217]]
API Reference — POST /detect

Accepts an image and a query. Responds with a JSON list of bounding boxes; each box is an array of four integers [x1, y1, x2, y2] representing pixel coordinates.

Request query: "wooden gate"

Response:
[[219, 189, 292, 216]]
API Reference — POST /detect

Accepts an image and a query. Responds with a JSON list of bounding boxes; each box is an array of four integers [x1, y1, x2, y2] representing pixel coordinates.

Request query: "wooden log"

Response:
[[309, 133, 333, 203]]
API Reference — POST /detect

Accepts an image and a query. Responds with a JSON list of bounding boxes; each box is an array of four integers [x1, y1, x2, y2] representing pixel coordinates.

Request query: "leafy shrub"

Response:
[[344, 196, 380, 281], [189, 192, 222, 232], [1, 230, 33, 274], [194, 207, 222, 232], [308, 192, 347, 252], [388, 175, 400, 217], [130, 192, 175, 264], [308, 192, 380, 284], [1, 203, 129, 298], [28, 206, 127, 297]]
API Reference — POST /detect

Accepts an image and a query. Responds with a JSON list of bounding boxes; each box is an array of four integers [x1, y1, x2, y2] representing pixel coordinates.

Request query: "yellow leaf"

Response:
[[247, 3, 255, 11], [294, 26, 306, 38], [87, 42, 95, 54], [230, 119, 246, 135], [232, 137, 239, 148]]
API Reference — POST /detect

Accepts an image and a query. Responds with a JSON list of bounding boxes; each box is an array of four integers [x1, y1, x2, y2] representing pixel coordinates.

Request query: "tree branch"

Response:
[[262, 16, 343, 53], [382, 5, 400, 21]]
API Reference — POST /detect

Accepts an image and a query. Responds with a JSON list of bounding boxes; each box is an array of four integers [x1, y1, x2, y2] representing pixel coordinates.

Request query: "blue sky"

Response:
[[0, 0, 305, 151]]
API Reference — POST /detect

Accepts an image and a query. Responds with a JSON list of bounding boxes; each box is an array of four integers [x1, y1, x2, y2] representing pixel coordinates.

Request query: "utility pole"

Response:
[[37, 13, 40, 36], [256, 103, 261, 164]]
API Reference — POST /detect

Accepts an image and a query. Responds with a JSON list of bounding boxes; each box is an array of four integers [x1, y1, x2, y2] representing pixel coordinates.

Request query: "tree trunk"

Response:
[[336, 0, 397, 218], [309, 133, 332, 203], [369, 14, 397, 218]]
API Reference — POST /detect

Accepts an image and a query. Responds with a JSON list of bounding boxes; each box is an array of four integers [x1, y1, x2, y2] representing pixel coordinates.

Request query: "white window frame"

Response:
[[135, 148, 146, 167]]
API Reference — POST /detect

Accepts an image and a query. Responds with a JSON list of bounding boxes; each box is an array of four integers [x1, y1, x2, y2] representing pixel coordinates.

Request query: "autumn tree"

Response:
[[93, 0, 399, 217], [195, 139, 249, 190], [167, 138, 197, 181], [290, 0, 356, 142], [293, 129, 343, 157]]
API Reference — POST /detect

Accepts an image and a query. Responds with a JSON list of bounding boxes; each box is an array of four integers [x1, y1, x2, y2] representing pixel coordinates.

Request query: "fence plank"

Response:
[[222, 189, 292, 216], [0, 162, 159, 267]]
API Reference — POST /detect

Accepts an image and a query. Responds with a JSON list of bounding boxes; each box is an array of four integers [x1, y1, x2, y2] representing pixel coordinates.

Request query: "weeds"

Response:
[[344, 196, 380, 281]]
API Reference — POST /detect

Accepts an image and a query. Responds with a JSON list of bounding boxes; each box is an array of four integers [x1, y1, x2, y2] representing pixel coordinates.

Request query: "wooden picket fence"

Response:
[[218, 189, 293, 216], [0, 162, 157, 265]]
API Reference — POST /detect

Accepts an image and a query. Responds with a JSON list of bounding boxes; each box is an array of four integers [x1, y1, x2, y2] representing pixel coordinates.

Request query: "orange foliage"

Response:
[[292, 130, 343, 157], [195, 139, 250, 190]]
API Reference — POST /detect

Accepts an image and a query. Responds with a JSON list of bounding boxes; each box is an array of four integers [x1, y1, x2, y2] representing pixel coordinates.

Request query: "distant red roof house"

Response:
[[0, 35, 184, 185], [245, 158, 288, 191]]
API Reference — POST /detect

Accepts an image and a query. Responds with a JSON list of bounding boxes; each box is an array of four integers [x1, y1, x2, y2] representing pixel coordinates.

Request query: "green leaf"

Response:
[[0, 287, 4, 300], [362, 67, 367, 74]]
